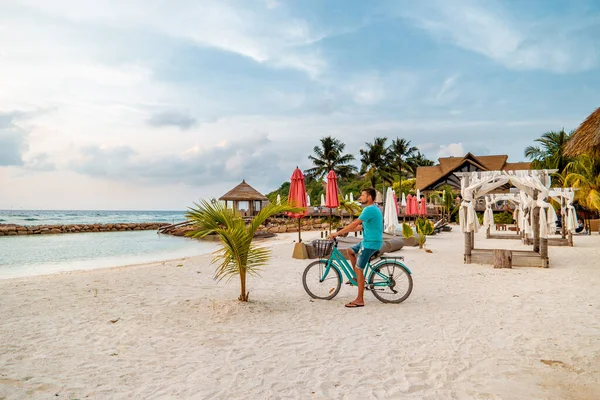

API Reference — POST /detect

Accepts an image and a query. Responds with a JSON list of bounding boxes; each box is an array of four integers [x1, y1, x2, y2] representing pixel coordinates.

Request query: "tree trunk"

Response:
[[239, 270, 248, 302], [493, 249, 512, 268]]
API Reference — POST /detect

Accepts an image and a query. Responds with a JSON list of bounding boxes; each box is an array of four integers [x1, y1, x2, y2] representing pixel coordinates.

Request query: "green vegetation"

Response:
[[267, 136, 433, 200], [415, 217, 434, 249], [526, 131, 600, 217], [401, 223, 414, 239], [185, 199, 301, 302]]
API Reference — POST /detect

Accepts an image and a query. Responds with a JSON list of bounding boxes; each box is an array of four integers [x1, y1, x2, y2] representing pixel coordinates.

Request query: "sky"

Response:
[[1, 0, 599, 210]]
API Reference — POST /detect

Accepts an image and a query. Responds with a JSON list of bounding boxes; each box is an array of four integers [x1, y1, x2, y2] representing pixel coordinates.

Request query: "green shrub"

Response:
[[415, 217, 434, 249], [401, 223, 414, 239], [494, 211, 514, 224]]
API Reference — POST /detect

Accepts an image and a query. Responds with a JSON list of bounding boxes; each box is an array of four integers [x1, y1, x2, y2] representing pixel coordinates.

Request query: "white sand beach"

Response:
[[1, 228, 599, 399]]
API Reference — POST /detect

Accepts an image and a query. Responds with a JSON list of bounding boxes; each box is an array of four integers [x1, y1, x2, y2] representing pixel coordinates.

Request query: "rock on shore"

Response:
[[0, 222, 169, 236]]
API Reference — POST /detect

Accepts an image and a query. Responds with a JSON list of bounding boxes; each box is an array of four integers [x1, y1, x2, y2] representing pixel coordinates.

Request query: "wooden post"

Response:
[[540, 238, 548, 267], [568, 231, 573, 247], [464, 230, 472, 263], [493, 249, 512, 268], [486, 226, 490, 239], [532, 191, 540, 253], [470, 230, 475, 250], [561, 197, 566, 239]]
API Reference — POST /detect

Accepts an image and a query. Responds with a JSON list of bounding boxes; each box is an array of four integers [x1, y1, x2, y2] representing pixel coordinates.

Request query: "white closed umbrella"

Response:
[[320, 193, 326, 207], [350, 192, 354, 203], [383, 187, 399, 235], [416, 189, 421, 200], [401, 193, 407, 207], [345, 194, 348, 201], [276, 194, 281, 205], [306, 194, 311, 207]]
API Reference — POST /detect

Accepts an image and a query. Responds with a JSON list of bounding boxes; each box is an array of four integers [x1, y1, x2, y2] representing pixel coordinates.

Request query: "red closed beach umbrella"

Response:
[[287, 167, 308, 242], [419, 196, 427, 216], [412, 195, 419, 217], [406, 194, 414, 216], [325, 170, 340, 231]]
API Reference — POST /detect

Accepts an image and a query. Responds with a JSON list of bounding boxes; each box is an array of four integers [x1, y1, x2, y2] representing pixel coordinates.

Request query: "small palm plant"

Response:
[[415, 217, 434, 249], [186, 199, 301, 302], [401, 223, 414, 239]]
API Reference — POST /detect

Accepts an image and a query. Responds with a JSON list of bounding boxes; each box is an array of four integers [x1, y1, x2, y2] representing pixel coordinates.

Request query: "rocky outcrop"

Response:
[[0, 222, 169, 236]]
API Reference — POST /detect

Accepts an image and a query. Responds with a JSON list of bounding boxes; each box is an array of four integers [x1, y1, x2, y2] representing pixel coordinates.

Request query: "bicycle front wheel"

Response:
[[302, 260, 341, 300], [369, 262, 413, 303]]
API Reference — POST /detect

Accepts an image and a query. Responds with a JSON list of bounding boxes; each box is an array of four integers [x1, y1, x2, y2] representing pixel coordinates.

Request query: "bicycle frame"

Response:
[[320, 242, 411, 287]]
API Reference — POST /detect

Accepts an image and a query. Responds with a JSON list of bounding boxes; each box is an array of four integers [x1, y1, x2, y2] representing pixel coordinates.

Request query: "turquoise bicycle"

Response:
[[302, 238, 413, 303]]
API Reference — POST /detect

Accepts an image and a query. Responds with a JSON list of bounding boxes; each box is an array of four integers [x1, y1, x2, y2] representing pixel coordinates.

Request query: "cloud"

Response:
[[14, 0, 330, 78], [147, 111, 197, 130], [434, 75, 460, 105], [436, 143, 465, 158], [24, 153, 56, 171], [399, 0, 599, 73], [68, 133, 289, 188], [0, 111, 28, 166]]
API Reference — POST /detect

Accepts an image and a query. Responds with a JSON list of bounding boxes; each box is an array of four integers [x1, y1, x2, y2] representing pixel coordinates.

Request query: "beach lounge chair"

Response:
[[432, 218, 449, 234]]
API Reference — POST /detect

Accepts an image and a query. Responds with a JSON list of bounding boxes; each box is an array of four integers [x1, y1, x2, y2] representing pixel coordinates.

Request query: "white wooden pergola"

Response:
[[481, 193, 522, 240], [455, 169, 558, 268]]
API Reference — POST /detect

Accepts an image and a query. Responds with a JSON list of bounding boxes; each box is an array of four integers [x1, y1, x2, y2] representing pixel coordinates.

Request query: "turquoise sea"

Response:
[[0, 209, 186, 226], [0, 210, 217, 279]]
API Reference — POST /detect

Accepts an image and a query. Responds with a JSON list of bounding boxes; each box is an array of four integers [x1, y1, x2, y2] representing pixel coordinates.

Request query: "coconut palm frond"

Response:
[[210, 226, 252, 282], [245, 245, 271, 275], [185, 199, 239, 237], [248, 201, 302, 234], [185, 196, 302, 301]]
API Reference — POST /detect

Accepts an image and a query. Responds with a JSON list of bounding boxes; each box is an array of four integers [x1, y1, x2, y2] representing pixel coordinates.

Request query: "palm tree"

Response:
[[360, 137, 392, 187], [524, 130, 573, 173], [186, 199, 301, 302], [388, 138, 418, 180], [337, 194, 362, 226], [406, 151, 434, 176], [305, 136, 357, 180], [563, 155, 600, 215]]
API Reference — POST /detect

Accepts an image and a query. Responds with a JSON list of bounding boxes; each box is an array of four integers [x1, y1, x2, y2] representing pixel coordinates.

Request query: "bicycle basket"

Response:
[[313, 239, 334, 258]]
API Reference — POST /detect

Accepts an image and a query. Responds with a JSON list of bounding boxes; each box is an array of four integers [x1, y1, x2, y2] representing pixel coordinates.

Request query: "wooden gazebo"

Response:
[[219, 180, 268, 217]]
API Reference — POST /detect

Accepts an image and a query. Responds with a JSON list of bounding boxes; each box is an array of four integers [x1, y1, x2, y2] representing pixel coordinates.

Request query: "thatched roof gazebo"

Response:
[[219, 180, 268, 217], [564, 107, 600, 157]]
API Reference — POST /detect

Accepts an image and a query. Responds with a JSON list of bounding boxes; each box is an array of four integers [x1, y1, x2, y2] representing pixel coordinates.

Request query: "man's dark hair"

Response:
[[361, 187, 377, 201]]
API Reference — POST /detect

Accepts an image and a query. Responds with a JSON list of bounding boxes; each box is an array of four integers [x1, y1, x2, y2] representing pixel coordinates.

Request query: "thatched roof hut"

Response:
[[219, 180, 268, 216], [564, 107, 600, 157]]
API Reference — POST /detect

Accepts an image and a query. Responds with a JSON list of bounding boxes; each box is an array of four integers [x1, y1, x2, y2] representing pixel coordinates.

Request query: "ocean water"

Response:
[[0, 230, 218, 279], [0, 209, 187, 226]]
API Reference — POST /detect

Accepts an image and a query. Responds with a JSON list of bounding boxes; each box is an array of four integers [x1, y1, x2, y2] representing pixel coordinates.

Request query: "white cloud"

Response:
[[437, 143, 465, 158], [399, 0, 599, 73], [13, 0, 329, 78], [434, 75, 460, 104]]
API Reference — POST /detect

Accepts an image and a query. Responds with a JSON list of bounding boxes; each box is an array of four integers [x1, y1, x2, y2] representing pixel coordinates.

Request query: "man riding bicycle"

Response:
[[330, 187, 383, 308]]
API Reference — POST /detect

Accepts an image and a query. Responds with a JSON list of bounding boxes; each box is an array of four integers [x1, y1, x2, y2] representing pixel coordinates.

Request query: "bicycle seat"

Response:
[[368, 251, 380, 262]]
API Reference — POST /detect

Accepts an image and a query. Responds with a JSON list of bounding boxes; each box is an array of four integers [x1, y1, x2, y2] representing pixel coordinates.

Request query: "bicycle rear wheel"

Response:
[[368, 262, 413, 303], [302, 260, 341, 300]]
